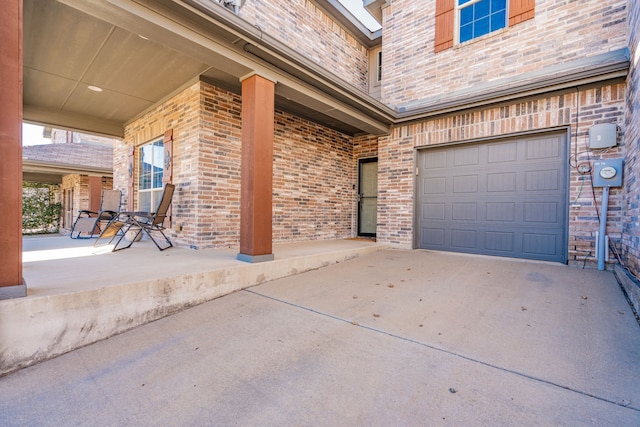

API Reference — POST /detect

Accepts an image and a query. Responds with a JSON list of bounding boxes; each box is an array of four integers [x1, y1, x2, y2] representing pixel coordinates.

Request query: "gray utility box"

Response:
[[592, 158, 624, 187], [589, 123, 618, 149]]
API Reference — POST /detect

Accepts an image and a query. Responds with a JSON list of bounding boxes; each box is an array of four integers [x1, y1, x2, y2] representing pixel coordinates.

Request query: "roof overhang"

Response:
[[316, 0, 381, 47], [363, 0, 387, 25], [396, 48, 631, 122], [24, 0, 392, 138], [23, 1, 629, 139], [23, 159, 113, 184]]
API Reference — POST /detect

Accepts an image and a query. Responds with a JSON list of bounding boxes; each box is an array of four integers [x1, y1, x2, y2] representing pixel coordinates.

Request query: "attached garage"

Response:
[[417, 132, 569, 263]]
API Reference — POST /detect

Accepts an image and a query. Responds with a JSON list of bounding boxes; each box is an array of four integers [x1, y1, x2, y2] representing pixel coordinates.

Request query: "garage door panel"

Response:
[[453, 175, 479, 193], [423, 177, 446, 194], [523, 233, 559, 256], [422, 228, 445, 246], [486, 202, 516, 221], [418, 133, 567, 263], [452, 203, 478, 221], [423, 203, 446, 220], [487, 172, 517, 192], [423, 150, 447, 169], [524, 202, 558, 223], [526, 137, 562, 160], [451, 229, 477, 248], [487, 141, 518, 163], [485, 231, 515, 251], [454, 146, 480, 166], [525, 169, 560, 191]]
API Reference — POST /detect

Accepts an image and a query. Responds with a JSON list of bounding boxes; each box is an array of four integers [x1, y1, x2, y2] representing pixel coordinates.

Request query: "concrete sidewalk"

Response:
[[1, 249, 639, 425]]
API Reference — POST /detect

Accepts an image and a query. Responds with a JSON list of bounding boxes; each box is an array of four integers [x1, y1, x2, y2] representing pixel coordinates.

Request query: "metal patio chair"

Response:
[[70, 189, 121, 239], [94, 183, 175, 251]]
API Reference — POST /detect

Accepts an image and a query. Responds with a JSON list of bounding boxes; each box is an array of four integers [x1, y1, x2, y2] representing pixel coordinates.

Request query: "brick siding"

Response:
[[195, 82, 243, 248], [377, 81, 626, 268], [273, 112, 355, 242], [622, 0, 640, 276], [121, 80, 359, 249], [119, 81, 203, 247], [239, 0, 369, 92], [381, 0, 628, 109]]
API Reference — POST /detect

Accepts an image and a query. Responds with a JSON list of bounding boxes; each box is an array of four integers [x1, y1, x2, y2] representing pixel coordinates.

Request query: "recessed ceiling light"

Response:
[[88, 85, 103, 92], [138, 34, 149, 40]]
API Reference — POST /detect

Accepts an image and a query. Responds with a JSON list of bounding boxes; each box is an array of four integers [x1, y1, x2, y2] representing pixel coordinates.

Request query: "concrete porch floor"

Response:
[[1, 245, 639, 425], [1, 235, 384, 375]]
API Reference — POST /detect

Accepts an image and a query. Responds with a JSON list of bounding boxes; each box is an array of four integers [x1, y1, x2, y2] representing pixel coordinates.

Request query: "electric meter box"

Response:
[[589, 123, 618, 149], [593, 158, 623, 187]]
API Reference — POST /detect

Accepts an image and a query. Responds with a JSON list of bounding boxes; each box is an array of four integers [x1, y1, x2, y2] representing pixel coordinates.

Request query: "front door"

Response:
[[358, 158, 378, 237]]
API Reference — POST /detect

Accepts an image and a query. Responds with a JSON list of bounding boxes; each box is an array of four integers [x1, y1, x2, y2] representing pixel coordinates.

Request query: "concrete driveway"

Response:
[[1, 249, 639, 425]]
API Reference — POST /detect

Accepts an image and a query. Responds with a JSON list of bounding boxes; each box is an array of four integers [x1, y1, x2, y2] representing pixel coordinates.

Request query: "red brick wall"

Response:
[[381, 0, 628, 108], [622, 0, 640, 276], [122, 81, 244, 250], [377, 81, 627, 268], [120, 81, 202, 247], [192, 82, 243, 248], [272, 111, 355, 242], [354, 135, 378, 160], [121, 80, 358, 249], [239, 0, 369, 92]]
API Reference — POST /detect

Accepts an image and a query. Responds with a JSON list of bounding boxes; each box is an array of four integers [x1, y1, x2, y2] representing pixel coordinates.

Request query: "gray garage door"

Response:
[[417, 133, 568, 263]]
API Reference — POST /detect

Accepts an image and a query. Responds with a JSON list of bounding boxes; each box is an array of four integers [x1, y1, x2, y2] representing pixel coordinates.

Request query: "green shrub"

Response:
[[22, 182, 62, 234]]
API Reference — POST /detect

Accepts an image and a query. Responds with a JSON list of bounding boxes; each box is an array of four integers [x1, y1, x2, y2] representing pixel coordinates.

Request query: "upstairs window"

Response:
[[457, 0, 507, 44], [369, 47, 383, 98], [435, 0, 535, 53]]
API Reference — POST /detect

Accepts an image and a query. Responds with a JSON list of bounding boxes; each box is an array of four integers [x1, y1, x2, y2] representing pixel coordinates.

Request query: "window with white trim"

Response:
[[138, 139, 164, 212], [369, 47, 383, 98], [456, 0, 507, 44]]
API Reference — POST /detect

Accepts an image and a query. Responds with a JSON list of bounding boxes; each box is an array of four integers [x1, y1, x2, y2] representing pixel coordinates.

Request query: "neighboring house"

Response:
[[22, 131, 114, 232], [2, 0, 639, 302]]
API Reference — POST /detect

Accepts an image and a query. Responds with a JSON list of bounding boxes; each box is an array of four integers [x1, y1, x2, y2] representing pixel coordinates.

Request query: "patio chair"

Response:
[[94, 183, 175, 251], [70, 189, 121, 239]]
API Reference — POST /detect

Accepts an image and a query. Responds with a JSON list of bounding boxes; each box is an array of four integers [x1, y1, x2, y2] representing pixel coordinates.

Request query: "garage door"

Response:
[[417, 133, 568, 263]]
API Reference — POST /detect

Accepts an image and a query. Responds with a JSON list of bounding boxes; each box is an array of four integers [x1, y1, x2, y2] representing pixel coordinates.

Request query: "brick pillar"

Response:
[[237, 74, 276, 263], [0, 0, 25, 298]]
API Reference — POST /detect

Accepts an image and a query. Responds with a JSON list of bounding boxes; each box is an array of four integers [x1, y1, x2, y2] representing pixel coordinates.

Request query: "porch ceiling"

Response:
[[23, 0, 392, 138]]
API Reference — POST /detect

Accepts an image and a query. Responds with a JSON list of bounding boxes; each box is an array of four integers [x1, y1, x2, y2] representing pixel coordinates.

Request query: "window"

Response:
[[369, 47, 383, 98], [138, 139, 164, 212], [434, 0, 535, 53], [456, 0, 507, 44]]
